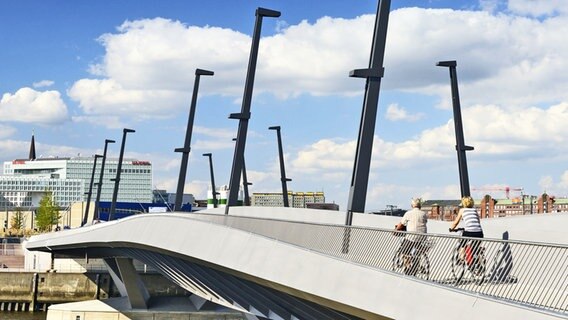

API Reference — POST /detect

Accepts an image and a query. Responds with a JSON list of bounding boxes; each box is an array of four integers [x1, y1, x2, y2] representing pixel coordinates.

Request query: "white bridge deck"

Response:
[[26, 207, 568, 320]]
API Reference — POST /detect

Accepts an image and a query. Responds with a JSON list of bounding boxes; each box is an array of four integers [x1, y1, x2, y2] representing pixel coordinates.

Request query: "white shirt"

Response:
[[400, 208, 428, 234]]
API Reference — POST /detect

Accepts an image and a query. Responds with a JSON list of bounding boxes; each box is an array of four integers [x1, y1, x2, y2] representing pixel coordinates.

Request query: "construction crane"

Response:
[[471, 186, 524, 199]]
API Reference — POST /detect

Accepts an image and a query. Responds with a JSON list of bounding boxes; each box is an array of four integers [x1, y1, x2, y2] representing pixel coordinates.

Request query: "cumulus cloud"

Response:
[[507, 0, 568, 16], [385, 103, 424, 122], [0, 124, 16, 139], [69, 7, 568, 123], [32, 80, 54, 88], [291, 102, 568, 175], [0, 88, 68, 124]]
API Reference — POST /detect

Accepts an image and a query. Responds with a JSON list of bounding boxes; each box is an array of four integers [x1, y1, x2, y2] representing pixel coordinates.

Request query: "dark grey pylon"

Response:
[[226, 7, 280, 214], [109, 128, 135, 221], [202, 153, 218, 208], [269, 126, 291, 207], [242, 159, 251, 206], [232, 138, 252, 206], [83, 154, 102, 226], [94, 139, 115, 222], [437, 60, 473, 198], [345, 0, 391, 226], [174, 69, 214, 211]]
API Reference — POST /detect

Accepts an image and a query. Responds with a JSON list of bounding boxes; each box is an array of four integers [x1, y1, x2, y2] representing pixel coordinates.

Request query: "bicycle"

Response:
[[449, 228, 486, 285], [392, 235, 431, 280]]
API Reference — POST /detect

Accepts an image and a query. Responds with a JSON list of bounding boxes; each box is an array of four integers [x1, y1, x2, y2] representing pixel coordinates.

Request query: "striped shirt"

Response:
[[461, 208, 482, 232]]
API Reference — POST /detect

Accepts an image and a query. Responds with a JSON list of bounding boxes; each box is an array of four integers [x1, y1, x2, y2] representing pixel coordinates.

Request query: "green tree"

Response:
[[10, 207, 25, 232], [35, 190, 61, 232]]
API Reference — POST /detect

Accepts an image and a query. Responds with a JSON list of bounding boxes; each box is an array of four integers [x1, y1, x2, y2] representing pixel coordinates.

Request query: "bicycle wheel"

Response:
[[451, 249, 466, 284], [471, 253, 486, 285], [392, 252, 405, 273], [416, 254, 430, 280]]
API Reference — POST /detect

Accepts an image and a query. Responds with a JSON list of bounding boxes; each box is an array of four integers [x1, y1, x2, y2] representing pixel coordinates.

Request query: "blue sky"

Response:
[[2, 0, 568, 211]]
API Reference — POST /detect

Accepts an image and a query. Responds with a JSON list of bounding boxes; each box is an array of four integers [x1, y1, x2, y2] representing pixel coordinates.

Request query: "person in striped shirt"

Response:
[[451, 196, 484, 261]]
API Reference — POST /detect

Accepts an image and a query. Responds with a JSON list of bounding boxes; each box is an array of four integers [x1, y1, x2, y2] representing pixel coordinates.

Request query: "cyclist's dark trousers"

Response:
[[461, 230, 484, 258]]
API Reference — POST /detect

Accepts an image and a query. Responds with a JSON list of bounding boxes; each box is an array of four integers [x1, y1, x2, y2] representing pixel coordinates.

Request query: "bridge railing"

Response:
[[187, 213, 568, 316]]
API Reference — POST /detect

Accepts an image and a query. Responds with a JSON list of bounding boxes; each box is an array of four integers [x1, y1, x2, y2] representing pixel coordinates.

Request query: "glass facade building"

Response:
[[1, 157, 153, 209]]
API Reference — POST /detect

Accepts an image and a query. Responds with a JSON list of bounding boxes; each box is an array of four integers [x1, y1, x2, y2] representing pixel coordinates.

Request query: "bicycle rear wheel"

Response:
[[471, 254, 486, 285], [416, 254, 430, 280]]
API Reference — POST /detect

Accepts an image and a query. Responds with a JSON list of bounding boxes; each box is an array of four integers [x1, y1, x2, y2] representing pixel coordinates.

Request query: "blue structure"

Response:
[[96, 201, 192, 221]]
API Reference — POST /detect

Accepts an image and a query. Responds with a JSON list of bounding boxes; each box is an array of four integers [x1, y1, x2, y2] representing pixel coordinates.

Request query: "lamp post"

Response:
[[269, 126, 291, 207], [93, 139, 115, 222], [436, 60, 474, 198], [174, 68, 214, 211], [345, 0, 391, 226], [82, 154, 102, 226], [232, 138, 252, 206], [109, 128, 135, 221], [202, 153, 218, 208], [226, 7, 280, 214]]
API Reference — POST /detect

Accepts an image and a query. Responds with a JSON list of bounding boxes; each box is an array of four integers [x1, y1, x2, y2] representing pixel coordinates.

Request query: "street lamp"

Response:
[[226, 7, 280, 214], [202, 153, 218, 208], [436, 60, 474, 198], [174, 68, 214, 211], [82, 154, 102, 226], [94, 139, 115, 222], [109, 128, 135, 221], [269, 126, 292, 207]]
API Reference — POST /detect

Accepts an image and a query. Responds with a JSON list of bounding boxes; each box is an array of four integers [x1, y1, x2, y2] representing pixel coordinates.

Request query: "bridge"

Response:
[[25, 207, 568, 319]]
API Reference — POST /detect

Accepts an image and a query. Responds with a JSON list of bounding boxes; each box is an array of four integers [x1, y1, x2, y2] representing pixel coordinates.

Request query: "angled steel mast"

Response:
[[269, 126, 291, 207], [437, 60, 474, 197], [226, 7, 281, 214], [174, 69, 214, 211], [345, 0, 391, 225], [83, 154, 102, 226], [93, 139, 115, 222]]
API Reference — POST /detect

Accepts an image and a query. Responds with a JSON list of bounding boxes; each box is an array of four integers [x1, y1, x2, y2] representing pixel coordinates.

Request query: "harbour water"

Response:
[[0, 312, 46, 320]]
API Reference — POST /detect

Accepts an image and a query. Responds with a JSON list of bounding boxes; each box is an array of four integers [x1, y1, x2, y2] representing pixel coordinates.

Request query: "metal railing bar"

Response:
[[549, 259, 568, 311], [179, 213, 568, 315], [535, 247, 563, 310]]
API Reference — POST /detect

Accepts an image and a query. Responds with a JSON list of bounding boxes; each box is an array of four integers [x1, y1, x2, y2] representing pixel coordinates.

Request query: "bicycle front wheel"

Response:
[[451, 249, 466, 284]]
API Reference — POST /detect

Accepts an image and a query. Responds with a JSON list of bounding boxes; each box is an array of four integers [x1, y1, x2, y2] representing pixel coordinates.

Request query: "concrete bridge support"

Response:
[[104, 258, 149, 309]]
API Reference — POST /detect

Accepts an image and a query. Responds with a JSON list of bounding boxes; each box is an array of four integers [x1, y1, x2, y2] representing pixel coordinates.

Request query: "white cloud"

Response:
[[0, 88, 68, 124], [69, 8, 568, 125], [507, 0, 568, 16], [0, 124, 16, 139], [385, 103, 424, 122], [32, 80, 54, 88], [72, 115, 125, 129]]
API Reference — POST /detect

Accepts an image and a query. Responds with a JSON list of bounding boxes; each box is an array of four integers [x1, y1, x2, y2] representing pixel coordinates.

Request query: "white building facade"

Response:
[[251, 191, 325, 208], [1, 157, 153, 209]]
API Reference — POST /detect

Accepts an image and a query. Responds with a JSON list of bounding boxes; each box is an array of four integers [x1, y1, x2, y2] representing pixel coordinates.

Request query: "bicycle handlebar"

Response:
[[449, 227, 465, 232]]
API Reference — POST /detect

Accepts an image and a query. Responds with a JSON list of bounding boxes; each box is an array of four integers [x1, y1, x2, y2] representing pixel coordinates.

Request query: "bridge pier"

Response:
[[104, 258, 149, 309]]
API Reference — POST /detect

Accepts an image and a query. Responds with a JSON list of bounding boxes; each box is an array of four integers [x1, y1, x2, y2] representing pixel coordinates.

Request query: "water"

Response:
[[0, 312, 46, 320]]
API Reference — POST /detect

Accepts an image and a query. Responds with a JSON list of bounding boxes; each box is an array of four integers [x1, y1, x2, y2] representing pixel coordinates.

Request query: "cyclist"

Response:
[[450, 196, 484, 263], [395, 198, 428, 274]]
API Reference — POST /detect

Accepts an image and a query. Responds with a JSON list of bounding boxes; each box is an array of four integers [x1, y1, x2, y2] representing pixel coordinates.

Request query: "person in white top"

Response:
[[450, 196, 484, 261], [394, 198, 428, 274]]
